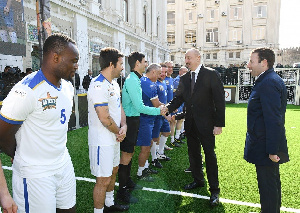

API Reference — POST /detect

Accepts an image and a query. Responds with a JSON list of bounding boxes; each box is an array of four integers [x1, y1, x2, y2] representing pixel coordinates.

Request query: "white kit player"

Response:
[[87, 47, 128, 213], [0, 34, 79, 213]]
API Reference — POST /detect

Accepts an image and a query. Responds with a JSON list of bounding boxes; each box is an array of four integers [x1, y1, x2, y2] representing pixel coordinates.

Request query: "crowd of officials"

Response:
[[0, 33, 289, 213]]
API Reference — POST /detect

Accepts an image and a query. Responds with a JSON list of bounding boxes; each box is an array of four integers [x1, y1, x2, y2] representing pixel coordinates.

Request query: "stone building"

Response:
[[167, 0, 281, 67], [0, 0, 169, 86]]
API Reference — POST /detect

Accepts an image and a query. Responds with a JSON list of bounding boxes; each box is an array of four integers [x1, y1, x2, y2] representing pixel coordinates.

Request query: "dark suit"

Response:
[[244, 68, 289, 213], [167, 65, 225, 193]]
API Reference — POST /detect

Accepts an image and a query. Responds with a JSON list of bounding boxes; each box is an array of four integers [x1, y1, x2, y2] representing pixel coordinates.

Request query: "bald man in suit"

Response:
[[166, 49, 225, 206]]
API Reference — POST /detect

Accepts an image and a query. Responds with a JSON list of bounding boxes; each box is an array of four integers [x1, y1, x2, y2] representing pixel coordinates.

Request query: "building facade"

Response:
[[0, 0, 169, 86], [167, 0, 281, 67]]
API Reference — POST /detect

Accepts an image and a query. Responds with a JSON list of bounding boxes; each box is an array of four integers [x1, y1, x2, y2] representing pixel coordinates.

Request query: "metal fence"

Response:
[[237, 68, 300, 104]]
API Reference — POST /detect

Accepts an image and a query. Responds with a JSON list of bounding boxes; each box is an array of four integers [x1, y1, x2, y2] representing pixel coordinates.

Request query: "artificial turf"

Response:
[[1, 103, 299, 212]]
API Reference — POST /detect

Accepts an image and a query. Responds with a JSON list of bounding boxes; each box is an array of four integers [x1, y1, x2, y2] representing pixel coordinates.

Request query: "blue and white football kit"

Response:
[[136, 76, 158, 147], [164, 76, 174, 103], [152, 80, 170, 138], [0, 70, 75, 212], [173, 75, 184, 114], [87, 74, 121, 177]]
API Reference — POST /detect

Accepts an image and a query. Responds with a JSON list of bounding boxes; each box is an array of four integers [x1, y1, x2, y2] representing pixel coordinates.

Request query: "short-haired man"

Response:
[[0, 33, 79, 212], [170, 66, 188, 145], [117, 52, 166, 204], [165, 61, 181, 148], [88, 47, 129, 213], [82, 69, 93, 91], [152, 64, 172, 164], [166, 48, 225, 206], [244, 48, 289, 213], [136, 63, 162, 181]]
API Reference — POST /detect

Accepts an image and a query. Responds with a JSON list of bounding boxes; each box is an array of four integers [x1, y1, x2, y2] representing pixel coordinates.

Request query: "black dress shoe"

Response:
[[210, 193, 220, 206], [104, 203, 129, 212], [184, 181, 204, 190]]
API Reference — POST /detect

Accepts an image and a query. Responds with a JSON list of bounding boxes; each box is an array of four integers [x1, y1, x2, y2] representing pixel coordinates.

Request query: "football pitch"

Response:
[[1, 103, 300, 213]]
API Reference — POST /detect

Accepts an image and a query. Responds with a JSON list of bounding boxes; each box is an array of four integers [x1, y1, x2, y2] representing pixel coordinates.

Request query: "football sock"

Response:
[[170, 136, 174, 143], [137, 166, 144, 176], [94, 207, 103, 213], [181, 121, 185, 133], [158, 135, 167, 155], [151, 142, 157, 160], [145, 160, 149, 169], [118, 164, 128, 191], [175, 131, 181, 139], [105, 191, 114, 207]]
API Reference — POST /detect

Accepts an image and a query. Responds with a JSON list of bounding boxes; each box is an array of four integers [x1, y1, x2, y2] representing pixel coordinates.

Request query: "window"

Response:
[[211, 10, 214, 19], [167, 11, 175, 25], [206, 53, 211, 59], [252, 26, 265, 40], [185, 30, 196, 43], [167, 32, 175, 45], [229, 28, 242, 41], [143, 7, 147, 32], [157, 16, 160, 37], [213, 53, 217, 59], [206, 28, 218, 42], [254, 5, 267, 18], [230, 7, 242, 20], [189, 11, 193, 22], [236, 52, 241, 58], [171, 55, 175, 61], [207, 9, 219, 21], [167, 0, 175, 3], [123, 0, 128, 22], [229, 52, 234, 59]]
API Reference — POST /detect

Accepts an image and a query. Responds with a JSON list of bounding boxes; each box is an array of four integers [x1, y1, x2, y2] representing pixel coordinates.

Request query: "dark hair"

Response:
[[160, 63, 167, 68], [128, 52, 145, 70], [43, 33, 76, 57], [252, 48, 275, 68], [26, 68, 33, 73], [99, 47, 124, 70]]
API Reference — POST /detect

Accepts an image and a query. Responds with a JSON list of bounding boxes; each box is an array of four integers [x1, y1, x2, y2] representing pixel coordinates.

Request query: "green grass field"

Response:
[[1, 103, 300, 213]]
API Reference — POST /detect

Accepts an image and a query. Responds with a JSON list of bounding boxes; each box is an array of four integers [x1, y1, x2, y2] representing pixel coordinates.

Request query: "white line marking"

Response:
[[3, 166, 300, 212]]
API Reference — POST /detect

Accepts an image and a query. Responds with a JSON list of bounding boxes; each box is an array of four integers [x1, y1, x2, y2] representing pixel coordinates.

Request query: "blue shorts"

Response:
[[136, 115, 155, 146], [160, 117, 170, 133], [152, 116, 163, 138]]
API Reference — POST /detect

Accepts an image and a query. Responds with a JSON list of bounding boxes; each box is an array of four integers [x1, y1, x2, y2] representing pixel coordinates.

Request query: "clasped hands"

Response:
[[159, 105, 168, 116], [116, 125, 127, 142]]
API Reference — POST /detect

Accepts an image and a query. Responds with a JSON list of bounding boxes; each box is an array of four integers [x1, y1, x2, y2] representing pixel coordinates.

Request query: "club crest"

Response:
[[38, 92, 58, 111]]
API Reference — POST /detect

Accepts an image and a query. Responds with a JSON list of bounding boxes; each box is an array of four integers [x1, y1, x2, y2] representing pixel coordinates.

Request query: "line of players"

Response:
[[0, 34, 189, 213], [87, 50, 191, 213]]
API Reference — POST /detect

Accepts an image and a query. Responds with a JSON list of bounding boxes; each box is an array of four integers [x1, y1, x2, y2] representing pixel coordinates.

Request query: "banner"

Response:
[[224, 88, 231, 102], [0, 0, 26, 56]]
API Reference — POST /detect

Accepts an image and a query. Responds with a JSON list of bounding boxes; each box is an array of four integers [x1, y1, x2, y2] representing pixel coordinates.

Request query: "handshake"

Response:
[[159, 105, 168, 116]]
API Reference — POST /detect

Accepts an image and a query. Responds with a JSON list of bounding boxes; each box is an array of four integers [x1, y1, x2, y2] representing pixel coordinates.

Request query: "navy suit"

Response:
[[244, 68, 289, 213]]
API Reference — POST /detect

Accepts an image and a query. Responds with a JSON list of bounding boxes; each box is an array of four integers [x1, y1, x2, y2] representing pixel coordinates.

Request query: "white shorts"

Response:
[[89, 143, 120, 177], [12, 160, 76, 213]]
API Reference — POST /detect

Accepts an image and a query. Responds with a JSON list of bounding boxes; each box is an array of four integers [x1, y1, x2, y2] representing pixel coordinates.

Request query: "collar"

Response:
[[255, 68, 274, 83], [132, 70, 142, 79], [190, 64, 202, 77]]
